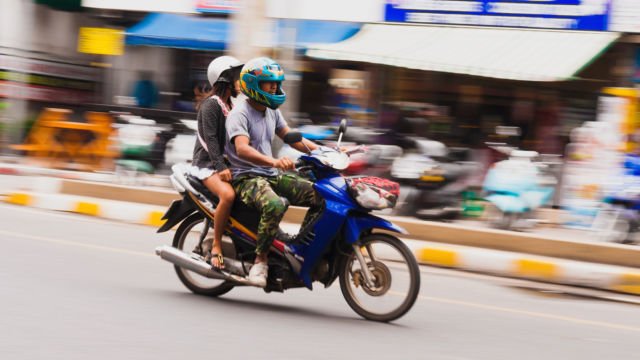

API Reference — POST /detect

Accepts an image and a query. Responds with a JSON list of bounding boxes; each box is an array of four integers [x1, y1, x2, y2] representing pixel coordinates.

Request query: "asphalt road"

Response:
[[1, 203, 639, 360]]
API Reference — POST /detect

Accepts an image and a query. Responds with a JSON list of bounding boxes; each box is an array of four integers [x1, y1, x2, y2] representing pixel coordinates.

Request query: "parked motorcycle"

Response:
[[390, 136, 479, 220], [114, 116, 193, 181], [482, 145, 557, 230], [593, 154, 640, 244], [155, 120, 420, 322]]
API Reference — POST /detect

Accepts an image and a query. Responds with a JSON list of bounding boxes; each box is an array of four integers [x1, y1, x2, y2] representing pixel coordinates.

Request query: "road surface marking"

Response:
[[0, 229, 154, 258], [420, 294, 640, 333]]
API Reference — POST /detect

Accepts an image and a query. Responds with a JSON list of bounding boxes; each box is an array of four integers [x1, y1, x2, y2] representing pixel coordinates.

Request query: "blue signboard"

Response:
[[385, 0, 612, 31]]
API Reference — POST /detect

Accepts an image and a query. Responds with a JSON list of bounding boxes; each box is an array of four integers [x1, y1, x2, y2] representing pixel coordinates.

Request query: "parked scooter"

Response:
[[389, 136, 478, 220], [114, 116, 192, 179], [482, 144, 557, 230], [155, 120, 420, 322], [593, 154, 640, 244]]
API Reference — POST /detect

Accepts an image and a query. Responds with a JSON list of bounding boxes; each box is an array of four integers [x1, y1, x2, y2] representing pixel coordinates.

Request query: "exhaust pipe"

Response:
[[155, 245, 252, 284], [156, 245, 226, 280]]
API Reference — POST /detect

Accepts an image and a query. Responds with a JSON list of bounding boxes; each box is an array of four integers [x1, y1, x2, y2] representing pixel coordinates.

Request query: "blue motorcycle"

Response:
[[155, 120, 420, 322]]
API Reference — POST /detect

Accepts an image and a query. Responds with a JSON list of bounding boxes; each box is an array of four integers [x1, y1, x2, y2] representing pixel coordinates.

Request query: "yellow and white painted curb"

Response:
[[415, 245, 640, 296], [4, 190, 640, 297], [4, 191, 167, 227]]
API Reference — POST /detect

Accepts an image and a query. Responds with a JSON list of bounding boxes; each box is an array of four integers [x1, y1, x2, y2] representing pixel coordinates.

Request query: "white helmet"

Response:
[[207, 55, 243, 87]]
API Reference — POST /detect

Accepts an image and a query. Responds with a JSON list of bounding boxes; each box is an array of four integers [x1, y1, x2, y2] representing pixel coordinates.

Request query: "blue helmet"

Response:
[[239, 57, 286, 109]]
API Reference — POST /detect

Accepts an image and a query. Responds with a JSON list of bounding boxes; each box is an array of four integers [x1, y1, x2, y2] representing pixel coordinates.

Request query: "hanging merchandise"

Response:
[[561, 90, 631, 234]]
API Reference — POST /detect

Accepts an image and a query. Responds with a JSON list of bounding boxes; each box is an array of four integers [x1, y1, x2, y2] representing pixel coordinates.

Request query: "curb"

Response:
[[415, 246, 640, 296], [25, 178, 640, 269], [5, 191, 167, 227], [4, 191, 640, 297]]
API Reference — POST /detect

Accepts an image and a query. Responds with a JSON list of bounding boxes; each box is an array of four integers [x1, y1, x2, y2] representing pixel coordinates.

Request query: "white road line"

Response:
[[0, 229, 155, 258], [420, 294, 640, 333]]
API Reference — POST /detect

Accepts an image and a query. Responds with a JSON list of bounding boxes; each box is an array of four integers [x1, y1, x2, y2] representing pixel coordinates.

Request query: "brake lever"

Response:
[[296, 165, 313, 172], [345, 145, 366, 156]]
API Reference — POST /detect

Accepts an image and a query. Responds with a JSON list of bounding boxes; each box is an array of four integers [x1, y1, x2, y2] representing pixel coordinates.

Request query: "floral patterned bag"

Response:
[[346, 176, 400, 210]]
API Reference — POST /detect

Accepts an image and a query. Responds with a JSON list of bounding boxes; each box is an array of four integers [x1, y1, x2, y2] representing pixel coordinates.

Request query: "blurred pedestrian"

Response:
[[131, 71, 159, 108], [190, 56, 243, 269]]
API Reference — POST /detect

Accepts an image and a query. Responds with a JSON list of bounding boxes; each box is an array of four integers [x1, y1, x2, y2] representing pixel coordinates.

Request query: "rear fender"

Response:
[[344, 213, 407, 244], [485, 194, 528, 213], [156, 196, 197, 233]]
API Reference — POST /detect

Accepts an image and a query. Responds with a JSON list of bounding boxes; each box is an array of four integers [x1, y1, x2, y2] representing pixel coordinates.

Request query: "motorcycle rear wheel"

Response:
[[173, 213, 235, 297], [339, 233, 420, 322]]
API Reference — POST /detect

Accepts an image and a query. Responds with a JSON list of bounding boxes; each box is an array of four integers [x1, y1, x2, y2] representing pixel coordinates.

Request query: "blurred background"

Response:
[[3, 0, 640, 243]]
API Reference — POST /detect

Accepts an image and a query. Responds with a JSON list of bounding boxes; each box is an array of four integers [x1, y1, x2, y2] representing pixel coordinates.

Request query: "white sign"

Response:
[[82, 0, 195, 13], [609, 0, 640, 33], [267, 0, 384, 22]]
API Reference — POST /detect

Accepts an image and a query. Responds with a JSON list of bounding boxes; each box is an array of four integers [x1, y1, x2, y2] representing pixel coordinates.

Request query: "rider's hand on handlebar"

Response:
[[273, 156, 295, 171]]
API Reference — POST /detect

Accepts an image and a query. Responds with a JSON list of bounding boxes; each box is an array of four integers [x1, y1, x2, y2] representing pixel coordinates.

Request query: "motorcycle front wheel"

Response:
[[172, 213, 234, 297], [339, 233, 420, 322]]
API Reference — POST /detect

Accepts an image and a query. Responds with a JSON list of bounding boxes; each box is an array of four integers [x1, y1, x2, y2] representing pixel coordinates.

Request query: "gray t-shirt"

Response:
[[225, 99, 288, 177]]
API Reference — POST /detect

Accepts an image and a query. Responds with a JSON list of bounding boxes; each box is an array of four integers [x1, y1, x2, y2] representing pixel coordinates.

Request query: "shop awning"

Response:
[[125, 13, 229, 50], [306, 24, 620, 82], [125, 14, 361, 51], [276, 20, 361, 49]]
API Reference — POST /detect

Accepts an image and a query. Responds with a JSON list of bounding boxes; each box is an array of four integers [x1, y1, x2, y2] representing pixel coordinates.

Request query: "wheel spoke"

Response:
[[173, 214, 234, 296], [339, 234, 420, 322]]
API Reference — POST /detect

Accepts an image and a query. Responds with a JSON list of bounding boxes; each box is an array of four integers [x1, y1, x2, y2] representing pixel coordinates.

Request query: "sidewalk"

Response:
[[2, 174, 639, 297]]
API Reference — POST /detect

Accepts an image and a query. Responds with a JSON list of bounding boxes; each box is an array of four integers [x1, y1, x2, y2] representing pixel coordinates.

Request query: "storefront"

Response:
[[305, 0, 621, 152]]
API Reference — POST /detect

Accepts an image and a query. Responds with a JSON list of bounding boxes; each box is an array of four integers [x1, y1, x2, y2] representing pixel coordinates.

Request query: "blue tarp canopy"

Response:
[[126, 13, 229, 50], [125, 13, 361, 51], [275, 19, 361, 49]]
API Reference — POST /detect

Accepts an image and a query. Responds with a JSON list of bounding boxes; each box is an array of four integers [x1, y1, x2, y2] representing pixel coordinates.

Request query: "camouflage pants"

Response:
[[232, 172, 322, 254]]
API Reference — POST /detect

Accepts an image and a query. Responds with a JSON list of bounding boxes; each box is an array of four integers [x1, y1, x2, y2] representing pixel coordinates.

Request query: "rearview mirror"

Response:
[[338, 119, 348, 136], [283, 131, 303, 145]]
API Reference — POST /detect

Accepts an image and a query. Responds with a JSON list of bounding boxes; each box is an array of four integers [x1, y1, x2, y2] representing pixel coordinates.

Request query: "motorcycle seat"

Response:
[[186, 173, 290, 235], [187, 175, 219, 206]]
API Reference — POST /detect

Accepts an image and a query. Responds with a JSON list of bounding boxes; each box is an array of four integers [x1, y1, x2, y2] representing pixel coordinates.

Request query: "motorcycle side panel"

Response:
[[297, 176, 356, 289], [156, 197, 196, 233], [485, 194, 528, 213], [344, 214, 407, 245]]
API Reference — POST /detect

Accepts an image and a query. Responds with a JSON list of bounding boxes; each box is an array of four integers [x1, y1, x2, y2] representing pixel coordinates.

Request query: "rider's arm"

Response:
[[234, 135, 278, 167], [277, 126, 318, 153]]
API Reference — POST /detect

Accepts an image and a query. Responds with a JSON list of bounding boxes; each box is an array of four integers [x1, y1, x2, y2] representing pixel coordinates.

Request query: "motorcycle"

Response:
[[155, 120, 421, 322], [592, 154, 640, 244], [278, 123, 402, 178], [114, 116, 192, 180], [390, 136, 479, 220], [482, 145, 557, 230]]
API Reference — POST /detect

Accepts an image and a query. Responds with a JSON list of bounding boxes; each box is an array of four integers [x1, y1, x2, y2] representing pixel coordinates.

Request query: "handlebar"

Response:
[[344, 145, 367, 156]]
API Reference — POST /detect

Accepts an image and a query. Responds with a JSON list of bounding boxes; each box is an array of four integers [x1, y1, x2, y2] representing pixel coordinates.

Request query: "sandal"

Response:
[[205, 252, 225, 270]]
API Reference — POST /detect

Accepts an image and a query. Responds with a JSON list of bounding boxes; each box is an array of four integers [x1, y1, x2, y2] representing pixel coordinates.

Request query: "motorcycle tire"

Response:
[[172, 213, 235, 297], [339, 233, 421, 322]]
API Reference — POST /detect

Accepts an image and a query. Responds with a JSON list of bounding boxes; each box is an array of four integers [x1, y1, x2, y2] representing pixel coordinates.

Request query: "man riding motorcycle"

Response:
[[225, 57, 322, 287]]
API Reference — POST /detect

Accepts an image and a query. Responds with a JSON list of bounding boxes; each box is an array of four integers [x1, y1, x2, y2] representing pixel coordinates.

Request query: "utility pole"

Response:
[[230, 0, 300, 123], [229, 0, 269, 65]]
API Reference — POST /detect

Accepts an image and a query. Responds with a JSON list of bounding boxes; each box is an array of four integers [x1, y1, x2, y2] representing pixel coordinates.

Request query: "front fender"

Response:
[[344, 213, 407, 244]]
